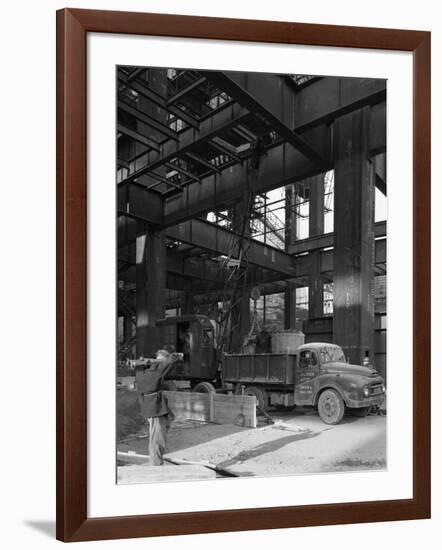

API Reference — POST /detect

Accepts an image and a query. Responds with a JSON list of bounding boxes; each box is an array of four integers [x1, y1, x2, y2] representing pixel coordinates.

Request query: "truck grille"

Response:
[[369, 383, 384, 396]]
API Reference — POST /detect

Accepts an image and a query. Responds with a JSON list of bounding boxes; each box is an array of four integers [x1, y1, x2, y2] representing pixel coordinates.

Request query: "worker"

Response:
[[135, 349, 181, 466], [255, 328, 271, 353]]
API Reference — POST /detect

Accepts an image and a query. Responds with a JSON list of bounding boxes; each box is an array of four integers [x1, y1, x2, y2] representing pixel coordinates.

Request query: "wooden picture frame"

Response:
[[56, 7, 431, 542]]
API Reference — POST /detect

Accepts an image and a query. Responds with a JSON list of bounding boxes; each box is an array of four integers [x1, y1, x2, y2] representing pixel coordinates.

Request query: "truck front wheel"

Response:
[[317, 389, 345, 425]]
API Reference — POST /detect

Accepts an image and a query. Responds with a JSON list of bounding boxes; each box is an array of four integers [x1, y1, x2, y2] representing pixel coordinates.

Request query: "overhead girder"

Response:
[[118, 100, 385, 228], [115, 127, 350, 229], [119, 242, 288, 289], [204, 71, 327, 166], [120, 75, 385, 185], [165, 285, 284, 309], [117, 72, 386, 228], [184, 264, 286, 291], [167, 76, 207, 106], [118, 71, 199, 129], [163, 237, 386, 308], [288, 221, 386, 255], [119, 230, 386, 293], [119, 116, 384, 231], [123, 103, 250, 183], [367, 102, 386, 156], [118, 252, 226, 287], [294, 77, 386, 132], [119, 130, 324, 227], [117, 182, 164, 226], [374, 153, 387, 196], [162, 131, 331, 226], [165, 249, 388, 309], [118, 216, 298, 276], [117, 123, 160, 152], [167, 219, 297, 276], [118, 99, 179, 141]]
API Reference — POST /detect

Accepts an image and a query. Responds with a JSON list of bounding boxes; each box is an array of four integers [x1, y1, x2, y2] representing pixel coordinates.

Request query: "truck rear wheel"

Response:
[[318, 389, 345, 425], [348, 406, 371, 417], [243, 386, 268, 413], [192, 381, 215, 393]]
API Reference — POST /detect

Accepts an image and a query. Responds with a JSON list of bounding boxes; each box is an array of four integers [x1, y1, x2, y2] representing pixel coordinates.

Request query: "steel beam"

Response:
[[118, 71, 199, 129], [117, 182, 164, 226], [118, 99, 179, 141], [164, 236, 388, 308], [210, 138, 241, 161], [288, 221, 386, 255], [294, 77, 386, 132], [117, 123, 160, 152], [185, 152, 221, 173], [118, 126, 330, 227], [163, 135, 331, 226], [168, 219, 297, 276], [118, 106, 385, 230], [166, 162, 201, 183], [167, 77, 206, 105], [376, 174, 387, 196], [369, 102, 387, 156], [374, 153, 387, 196], [119, 215, 298, 276], [117, 158, 129, 169], [123, 103, 250, 182], [205, 71, 327, 166], [163, 106, 384, 226], [120, 243, 286, 289], [120, 76, 386, 187], [119, 235, 386, 289]]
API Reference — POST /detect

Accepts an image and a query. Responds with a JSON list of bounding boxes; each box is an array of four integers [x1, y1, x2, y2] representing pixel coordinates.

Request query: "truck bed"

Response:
[[222, 353, 297, 386]]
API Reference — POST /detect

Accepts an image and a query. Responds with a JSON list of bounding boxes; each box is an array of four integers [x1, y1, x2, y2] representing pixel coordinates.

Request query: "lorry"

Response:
[[147, 315, 386, 425], [222, 343, 385, 424]]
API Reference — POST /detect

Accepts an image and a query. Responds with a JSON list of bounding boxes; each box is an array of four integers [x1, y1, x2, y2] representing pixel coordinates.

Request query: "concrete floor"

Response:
[[117, 408, 386, 481]]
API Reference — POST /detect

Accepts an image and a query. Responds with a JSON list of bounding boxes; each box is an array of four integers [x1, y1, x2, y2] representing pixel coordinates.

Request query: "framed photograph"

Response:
[[56, 8, 431, 542]]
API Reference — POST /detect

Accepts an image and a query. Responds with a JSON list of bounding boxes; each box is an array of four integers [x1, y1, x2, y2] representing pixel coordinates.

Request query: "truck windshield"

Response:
[[320, 346, 346, 363]]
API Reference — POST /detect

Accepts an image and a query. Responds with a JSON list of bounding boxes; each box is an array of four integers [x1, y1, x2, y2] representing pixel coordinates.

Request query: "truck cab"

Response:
[[294, 343, 385, 423]]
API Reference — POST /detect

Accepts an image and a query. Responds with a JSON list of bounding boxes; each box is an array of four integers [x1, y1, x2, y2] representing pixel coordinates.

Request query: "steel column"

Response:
[[135, 223, 166, 357], [333, 107, 376, 365]]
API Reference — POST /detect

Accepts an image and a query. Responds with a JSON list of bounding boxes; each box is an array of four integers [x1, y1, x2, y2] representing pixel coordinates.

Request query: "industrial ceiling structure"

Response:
[[117, 66, 387, 374]]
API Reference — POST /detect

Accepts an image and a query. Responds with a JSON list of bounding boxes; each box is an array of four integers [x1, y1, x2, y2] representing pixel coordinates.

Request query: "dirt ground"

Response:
[[118, 408, 386, 480]]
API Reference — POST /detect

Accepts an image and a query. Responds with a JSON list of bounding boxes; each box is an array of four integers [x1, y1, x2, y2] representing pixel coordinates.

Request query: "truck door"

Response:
[[294, 349, 320, 405]]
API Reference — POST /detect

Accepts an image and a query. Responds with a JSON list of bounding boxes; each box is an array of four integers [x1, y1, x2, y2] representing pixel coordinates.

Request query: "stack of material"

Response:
[[271, 330, 305, 354], [165, 391, 257, 428]]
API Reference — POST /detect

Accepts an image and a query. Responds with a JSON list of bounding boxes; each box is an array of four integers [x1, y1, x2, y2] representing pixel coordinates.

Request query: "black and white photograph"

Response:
[[116, 66, 387, 485]]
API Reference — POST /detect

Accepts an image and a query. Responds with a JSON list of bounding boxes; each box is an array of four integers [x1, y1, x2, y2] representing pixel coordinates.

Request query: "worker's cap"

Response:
[[156, 349, 171, 358]]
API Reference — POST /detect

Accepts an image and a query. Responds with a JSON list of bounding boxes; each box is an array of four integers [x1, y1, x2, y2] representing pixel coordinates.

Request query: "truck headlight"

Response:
[[363, 386, 370, 397]]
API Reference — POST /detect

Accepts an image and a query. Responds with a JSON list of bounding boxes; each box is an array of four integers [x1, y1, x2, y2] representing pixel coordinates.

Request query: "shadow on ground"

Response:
[[118, 419, 255, 456], [218, 430, 319, 468], [23, 520, 56, 538]]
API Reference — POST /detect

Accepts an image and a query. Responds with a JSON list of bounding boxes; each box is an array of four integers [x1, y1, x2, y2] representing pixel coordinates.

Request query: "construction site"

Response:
[[116, 67, 387, 483]]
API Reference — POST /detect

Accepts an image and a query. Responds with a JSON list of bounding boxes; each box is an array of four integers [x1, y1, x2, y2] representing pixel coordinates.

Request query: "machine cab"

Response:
[[156, 315, 216, 381]]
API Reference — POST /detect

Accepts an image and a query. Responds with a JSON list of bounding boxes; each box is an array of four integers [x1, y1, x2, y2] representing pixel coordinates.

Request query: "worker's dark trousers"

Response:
[[148, 415, 170, 466]]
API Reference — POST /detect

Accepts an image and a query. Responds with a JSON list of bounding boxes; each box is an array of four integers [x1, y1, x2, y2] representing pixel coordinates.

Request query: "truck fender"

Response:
[[313, 384, 347, 407]]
